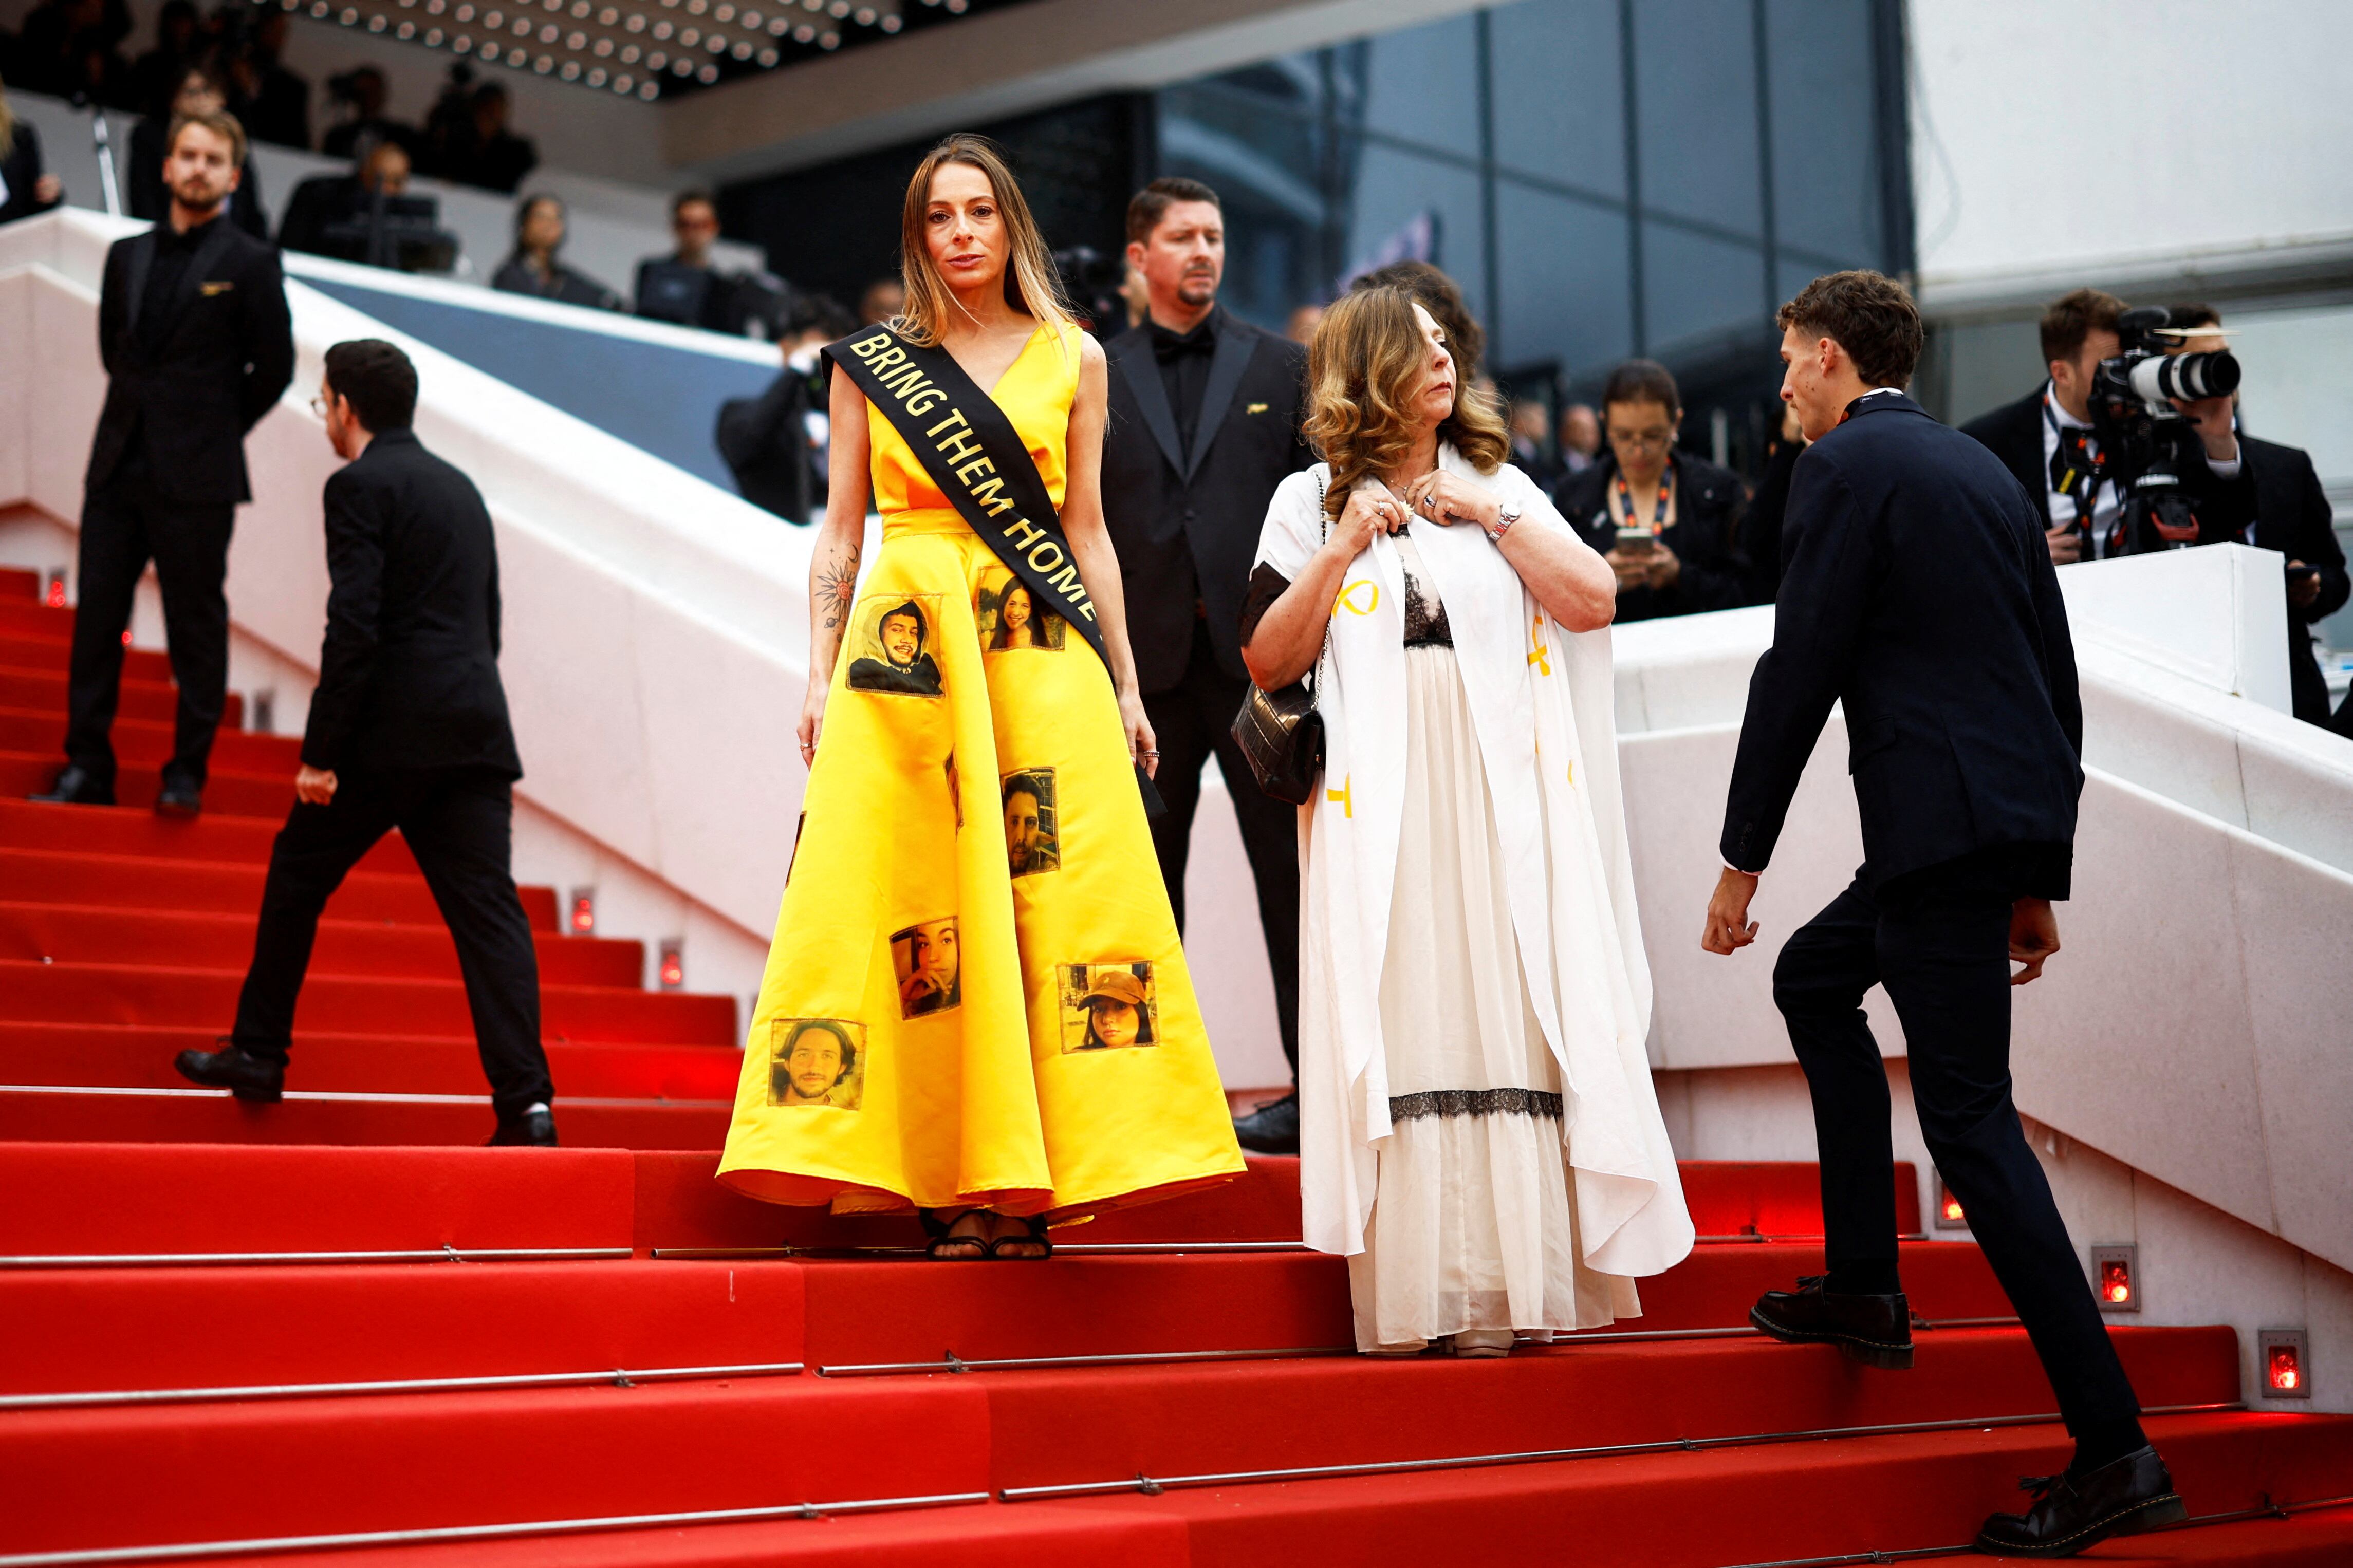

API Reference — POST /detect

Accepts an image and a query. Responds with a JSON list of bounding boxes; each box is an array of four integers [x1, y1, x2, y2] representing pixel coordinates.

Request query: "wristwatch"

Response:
[[1487, 502, 1522, 543]]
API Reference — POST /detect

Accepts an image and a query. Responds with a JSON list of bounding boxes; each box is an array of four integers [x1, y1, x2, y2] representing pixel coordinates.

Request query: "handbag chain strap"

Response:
[[1310, 468, 1331, 704]]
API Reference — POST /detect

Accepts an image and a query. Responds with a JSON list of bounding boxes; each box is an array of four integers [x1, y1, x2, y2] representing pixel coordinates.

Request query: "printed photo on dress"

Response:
[[767, 1018, 865, 1110], [784, 811, 806, 884], [846, 595, 944, 696], [890, 917, 961, 1018], [1058, 961, 1158, 1053], [977, 570, 1065, 651], [1002, 769, 1059, 878]]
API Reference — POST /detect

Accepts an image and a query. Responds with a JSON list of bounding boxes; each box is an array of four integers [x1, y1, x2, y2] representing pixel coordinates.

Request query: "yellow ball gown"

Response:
[[718, 320, 1247, 1221]]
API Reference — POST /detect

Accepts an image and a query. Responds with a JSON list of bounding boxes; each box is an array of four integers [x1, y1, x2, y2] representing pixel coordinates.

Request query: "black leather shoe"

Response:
[[487, 1108, 559, 1147], [30, 765, 114, 806], [1975, 1445, 2185, 1557], [1233, 1091, 1299, 1155], [174, 1042, 285, 1103], [154, 773, 203, 818], [1749, 1275, 1914, 1369]]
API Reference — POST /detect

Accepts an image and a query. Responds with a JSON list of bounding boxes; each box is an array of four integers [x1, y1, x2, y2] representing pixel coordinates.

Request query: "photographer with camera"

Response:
[[2163, 305, 2349, 730], [1963, 289, 2246, 566]]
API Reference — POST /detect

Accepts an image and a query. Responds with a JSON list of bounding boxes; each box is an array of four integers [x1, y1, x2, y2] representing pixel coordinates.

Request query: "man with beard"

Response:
[[35, 108, 293, 815], [1003, 774, 1055, 876], [845, 601, 942, 695], [1100, 177, 1313, 1151], [773, 1021, 856, 1107]]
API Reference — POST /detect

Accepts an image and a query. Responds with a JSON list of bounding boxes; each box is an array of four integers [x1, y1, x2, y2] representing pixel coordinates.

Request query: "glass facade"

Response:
[[1155, 0, 1909, 472]]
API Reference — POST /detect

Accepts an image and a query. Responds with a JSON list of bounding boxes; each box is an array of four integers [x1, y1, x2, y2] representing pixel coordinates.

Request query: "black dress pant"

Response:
[[232, 766, 553, 1118], [66, 474, 235, 790], [1142, 621, 1302, 1074], [1771, 853, 2140, 1436]]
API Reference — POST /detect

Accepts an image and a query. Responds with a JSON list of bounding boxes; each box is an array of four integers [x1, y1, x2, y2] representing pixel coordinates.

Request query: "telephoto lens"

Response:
[[2129, 348, 2241, 404]]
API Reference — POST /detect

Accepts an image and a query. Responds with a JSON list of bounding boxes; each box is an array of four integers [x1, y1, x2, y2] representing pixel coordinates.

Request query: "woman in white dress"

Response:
[[1239, 285, 1693, 1356]]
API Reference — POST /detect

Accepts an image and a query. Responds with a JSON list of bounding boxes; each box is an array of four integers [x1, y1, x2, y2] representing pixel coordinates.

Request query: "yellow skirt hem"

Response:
[[714, 1159, 1246, 1225]]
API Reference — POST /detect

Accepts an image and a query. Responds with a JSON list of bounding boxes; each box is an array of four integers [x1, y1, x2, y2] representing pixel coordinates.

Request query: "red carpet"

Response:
[[3, 563, 2348, 1566]]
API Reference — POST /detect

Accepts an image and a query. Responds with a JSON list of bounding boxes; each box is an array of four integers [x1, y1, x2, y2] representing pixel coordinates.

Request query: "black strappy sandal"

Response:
[[919, 1207, 990, 1260], [986, 1213, 1052, 1260]]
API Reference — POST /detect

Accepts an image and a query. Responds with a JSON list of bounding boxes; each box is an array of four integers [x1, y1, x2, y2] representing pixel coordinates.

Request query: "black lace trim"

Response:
[[1401, 567, 1454, 647], [1389, 1088, 1563, 1121]]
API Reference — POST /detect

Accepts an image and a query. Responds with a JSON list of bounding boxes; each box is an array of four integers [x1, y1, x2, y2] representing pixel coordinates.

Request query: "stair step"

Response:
[[0, 1023, 743, 1100], [0, 796, 413, 868], [0, 663, 246, 728], [1, 748, 297, 814], [1070, 1411, 2353, 1568], [0, 629, 175, 683], [0, 847, 561, 929], [0, 1085, 734, 1149], [0, 703, 302, 772], [0, 1260, 802, 1396], [0, 1377, 995, 1558], [1911, 1503, 2353, 1565], [0, 902, 645, 986], [0, 959, 729, 1042]]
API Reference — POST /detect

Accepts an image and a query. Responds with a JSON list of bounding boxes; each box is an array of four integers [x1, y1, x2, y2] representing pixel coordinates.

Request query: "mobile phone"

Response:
[[1615, 523, 1656, 549], [2287, 562, 2322, 581]]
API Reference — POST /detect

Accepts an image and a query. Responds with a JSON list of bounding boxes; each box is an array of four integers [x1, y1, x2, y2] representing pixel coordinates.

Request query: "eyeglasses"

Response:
[[1607, 428, 1674, 451]]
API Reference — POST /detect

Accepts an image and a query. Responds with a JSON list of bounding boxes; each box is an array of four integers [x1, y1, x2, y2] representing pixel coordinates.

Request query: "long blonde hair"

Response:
[[896, 134, 1071, 348], [1304, 285, 1510, 519], [0, 76, 17, 163]]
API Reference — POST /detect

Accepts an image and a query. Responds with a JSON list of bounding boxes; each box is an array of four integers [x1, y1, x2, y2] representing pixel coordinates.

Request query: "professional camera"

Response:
[[2086, 306, 2241, 552]]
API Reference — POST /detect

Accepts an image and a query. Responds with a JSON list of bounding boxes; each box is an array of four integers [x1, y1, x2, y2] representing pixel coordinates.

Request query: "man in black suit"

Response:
[[34, 109, 293, 816], [1101, 177, 1314, 1152], [1961, 288, 2245, 568], [2163, 306, 2351, 730], [1704, 271, 2178, 1557], [175, 341, 558, 1147]]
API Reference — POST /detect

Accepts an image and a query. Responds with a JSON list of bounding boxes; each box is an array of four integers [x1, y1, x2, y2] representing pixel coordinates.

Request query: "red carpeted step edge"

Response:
[[0, 960, 726, 1041], [0, 1023, 742, 1100], [0, 847, 561, 929], [0, 903, 644, 986], [0, 1087, 732, 1150], [0, 631, 173, 682], [0, 1260, 804, 1395], [1077, 1411, 2353, 1568], [0, 797, 414, 870], [0, 664, 246, 728], [0, 749, 295, 814], [0, 1377, 996, 1557], [0, 704, 301, 772], [0, 1142, 638, 1254]]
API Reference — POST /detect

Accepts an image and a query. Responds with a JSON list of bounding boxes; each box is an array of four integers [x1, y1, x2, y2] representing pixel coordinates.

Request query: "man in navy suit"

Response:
[[1702, 271, 2177, 1558]]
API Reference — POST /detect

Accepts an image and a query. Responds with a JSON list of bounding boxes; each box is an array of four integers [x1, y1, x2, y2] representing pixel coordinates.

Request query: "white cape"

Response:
[[1253, 450, 1694, 1278]]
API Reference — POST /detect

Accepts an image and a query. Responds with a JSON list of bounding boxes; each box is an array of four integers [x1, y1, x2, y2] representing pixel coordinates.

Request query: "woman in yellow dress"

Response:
[[718, 134, 1245, 1257]]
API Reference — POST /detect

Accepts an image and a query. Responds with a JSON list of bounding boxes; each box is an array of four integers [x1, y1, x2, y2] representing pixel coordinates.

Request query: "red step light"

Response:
[[2260, 1329, 2311, 1399], [2090, 1245, 2138, 1313], [121, 629, 133, 647], [1932, 1172, 1969, 1231], [567, 887, 596, 935], [658, 940, 684, 991], [44, 570, 67, 609]]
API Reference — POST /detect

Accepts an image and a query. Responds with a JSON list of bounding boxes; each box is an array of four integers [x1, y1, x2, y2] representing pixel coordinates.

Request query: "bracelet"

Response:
[[1487, 503, 1522, 543]]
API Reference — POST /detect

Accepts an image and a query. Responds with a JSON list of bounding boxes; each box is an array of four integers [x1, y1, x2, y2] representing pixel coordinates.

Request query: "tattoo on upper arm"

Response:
[[816, 548, 860, 630]]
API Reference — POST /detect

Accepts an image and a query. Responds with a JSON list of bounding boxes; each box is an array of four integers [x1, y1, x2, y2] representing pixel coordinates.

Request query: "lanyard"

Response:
[[1614, 470, 1672, 536], [2043, 392, 2108, 544]]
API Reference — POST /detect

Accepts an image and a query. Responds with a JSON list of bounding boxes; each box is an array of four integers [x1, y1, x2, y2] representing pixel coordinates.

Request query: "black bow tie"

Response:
[[1152, 325, 1215, 363]]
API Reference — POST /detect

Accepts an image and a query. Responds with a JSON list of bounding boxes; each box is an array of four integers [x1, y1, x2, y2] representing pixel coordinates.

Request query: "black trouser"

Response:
[[66, 474, 235, 790], [232, 766, 553, 1119], [1771, 856, 2140, 1436], [1142, 621, 1301, 1074]]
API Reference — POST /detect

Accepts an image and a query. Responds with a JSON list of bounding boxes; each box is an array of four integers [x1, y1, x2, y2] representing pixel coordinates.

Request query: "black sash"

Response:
[[824, 324, 1108, 667], [827, 323, 1164, 817]]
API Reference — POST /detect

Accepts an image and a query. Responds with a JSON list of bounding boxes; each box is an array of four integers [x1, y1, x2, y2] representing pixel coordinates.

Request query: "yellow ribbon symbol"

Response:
[[1527, 615, 1552, 676], [1325, 775, 1353, 818], [1565, 760, 1576, 787], [1335, 580, 1380, 617]]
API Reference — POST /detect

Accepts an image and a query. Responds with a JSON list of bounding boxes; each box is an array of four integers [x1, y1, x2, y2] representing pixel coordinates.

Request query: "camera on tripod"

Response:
[[2086, 306, 2240, 552]]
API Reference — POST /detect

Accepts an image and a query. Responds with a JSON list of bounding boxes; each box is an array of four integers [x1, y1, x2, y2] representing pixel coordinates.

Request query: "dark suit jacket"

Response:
[[1721, 393, 2084, 898], [125, 117, 268, 239], [714, 369, 817, 524], [1102, 307, 1313, 692], [2203, 434, 2351, 724], [86, 217, 295, 504], [302, 428, 523, 778], [1961, 383, 2245, 545], [0, 121, 64, 225], [1553, 449, 1754, 620]]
